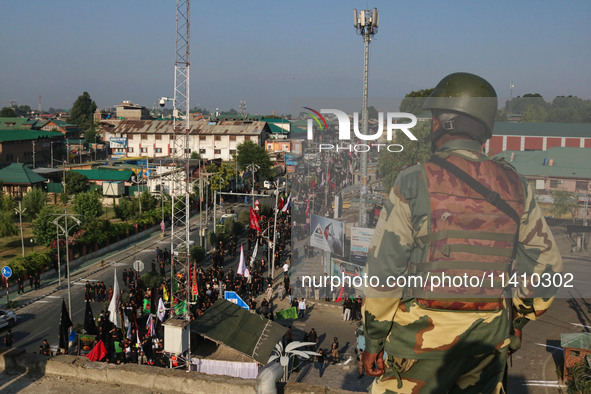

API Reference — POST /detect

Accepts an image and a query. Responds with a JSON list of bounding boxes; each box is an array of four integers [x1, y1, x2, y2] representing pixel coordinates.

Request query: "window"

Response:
[[229, 149, 236, 155], [229, 136, 236, 141], [199, 135, 206, 140], [141, 134, 148, 140], [128, 147, 134, 153], [155, 148, 162, 153], [576, 181, 589, 191], [549, 180, 559, 188], [215, 135, 221, 141], [140, 147, 148, 153], [199, 149, 206, 154], [155, 134, 162, 140], [214, 149, 221, 155]]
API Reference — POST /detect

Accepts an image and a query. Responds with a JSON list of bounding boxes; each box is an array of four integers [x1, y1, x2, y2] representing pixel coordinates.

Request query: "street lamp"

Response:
[[353, 7, 379, 227], [52, 210, 81, 319], [246, 163, 260, 207]]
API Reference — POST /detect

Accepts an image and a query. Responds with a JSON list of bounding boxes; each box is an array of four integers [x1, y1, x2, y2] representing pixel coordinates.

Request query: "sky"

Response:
[[2, 0, 591, 115]]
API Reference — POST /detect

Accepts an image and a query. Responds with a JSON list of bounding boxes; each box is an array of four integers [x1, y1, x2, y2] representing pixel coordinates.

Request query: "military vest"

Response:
[[410, 153, 525, 311]]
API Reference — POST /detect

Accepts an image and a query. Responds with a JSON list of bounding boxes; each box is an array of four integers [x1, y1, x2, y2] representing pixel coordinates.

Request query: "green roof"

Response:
[[262, 118, 291, 124], [0, 163, 47, 184], [267, 123, 289, 134], [493, 122, 591, 137], [0, 130, 64, 142], [494, 147, 591, 179], [190, 299, 287, 364], [0, 117, 29, 129], [72, 169, 133, 181]]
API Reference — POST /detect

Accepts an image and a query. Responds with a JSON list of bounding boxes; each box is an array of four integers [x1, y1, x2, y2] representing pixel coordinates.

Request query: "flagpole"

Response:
[[270, 180, 280, 279]]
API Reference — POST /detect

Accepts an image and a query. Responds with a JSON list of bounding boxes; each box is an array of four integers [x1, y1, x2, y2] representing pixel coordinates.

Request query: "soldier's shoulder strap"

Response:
[[430, 155, 520, 225]]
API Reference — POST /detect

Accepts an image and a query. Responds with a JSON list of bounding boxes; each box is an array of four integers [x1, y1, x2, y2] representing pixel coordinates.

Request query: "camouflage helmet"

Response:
[[423, 72, 498, 141]]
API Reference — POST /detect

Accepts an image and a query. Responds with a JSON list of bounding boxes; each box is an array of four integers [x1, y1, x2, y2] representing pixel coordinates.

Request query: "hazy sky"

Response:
[[2, 0, 590, 115]]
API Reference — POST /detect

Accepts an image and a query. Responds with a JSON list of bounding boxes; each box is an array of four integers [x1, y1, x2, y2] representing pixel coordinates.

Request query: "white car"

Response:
[[220, 213, 238, 223], [0, 309, 17, 329]]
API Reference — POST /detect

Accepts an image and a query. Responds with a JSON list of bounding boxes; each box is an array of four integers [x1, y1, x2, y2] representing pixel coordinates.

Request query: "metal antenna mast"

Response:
[[169, 0, 192, 368]]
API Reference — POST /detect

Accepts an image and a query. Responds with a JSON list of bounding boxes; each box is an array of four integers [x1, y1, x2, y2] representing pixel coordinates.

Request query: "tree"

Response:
[[236, 140, 273, 180], [0, 107, 17, 117], [521, 105, 548, 122], [190, 152, 201, 160], [33, 205, 61, 246], [22, 188, 47, 220], [209, 163, 237, 192], [65, 171, 88, 195], [114, 197, 137, 221], [69, 92, 97, 131], [378, 120, 432, 192], [0, 192, 15, 212], [550, 190, 578, 220], [72, 191, 104, 222], [0, 211, 17, 237], [83, 122, 101, 144], [399, 88, 435, 115]]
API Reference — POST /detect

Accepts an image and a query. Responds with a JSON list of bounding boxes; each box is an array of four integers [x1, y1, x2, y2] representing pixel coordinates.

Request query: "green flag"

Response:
[[275, 306, 298, 320], [174, 301, 187, 315]]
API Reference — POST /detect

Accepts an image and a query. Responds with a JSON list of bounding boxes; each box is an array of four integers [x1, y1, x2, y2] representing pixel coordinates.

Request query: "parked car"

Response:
[[220, 213, 238, 223], [0, 309, 17, 329]]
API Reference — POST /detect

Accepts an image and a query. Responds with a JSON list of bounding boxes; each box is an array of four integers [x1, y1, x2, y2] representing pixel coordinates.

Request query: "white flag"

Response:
[[108, 269, 121, 328], [237, 245, 250, 278], [157, 298, 166, 322], [281, 193, 291, 213], [250, 240, 258, 265]]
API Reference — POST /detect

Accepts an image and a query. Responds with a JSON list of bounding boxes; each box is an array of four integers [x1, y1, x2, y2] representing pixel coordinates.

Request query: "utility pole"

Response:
[[52, 210, 81, 319], [270, 180, 281, 279], [15, 202, 26, 257], [246, 163, 260, 207], [354, 8, 379, 227]]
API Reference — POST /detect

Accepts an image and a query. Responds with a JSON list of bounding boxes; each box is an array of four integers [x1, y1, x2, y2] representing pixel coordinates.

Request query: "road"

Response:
[[5, 197, 278, 355]]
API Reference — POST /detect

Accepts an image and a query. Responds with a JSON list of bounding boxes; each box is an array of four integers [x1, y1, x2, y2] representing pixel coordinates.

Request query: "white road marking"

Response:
[[570, 322, 591, 329], [46, 296, 61, 299], [522, 381, 565, 388], [535, 343, 564, 351]]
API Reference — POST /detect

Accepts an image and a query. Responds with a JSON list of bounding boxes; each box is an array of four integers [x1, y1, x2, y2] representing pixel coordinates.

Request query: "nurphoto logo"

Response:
[[304, 107, 419, 152]]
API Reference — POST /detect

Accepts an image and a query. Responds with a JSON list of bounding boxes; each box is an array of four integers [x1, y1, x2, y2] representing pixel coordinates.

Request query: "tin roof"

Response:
[[0, 130, 64, 142], [0, 163, 47, 184], [72, 169, 134, 181], [112, 119, 269, 136], [494, 147, 591, 179]]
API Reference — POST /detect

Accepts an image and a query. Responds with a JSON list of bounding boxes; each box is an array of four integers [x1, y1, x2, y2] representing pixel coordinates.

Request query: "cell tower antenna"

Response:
[[240, 99, 247, 117], [168, 0, 192, 370]]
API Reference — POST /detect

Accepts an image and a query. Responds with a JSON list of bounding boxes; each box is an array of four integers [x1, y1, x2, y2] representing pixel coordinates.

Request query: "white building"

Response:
[[105, 119, 270, 161]]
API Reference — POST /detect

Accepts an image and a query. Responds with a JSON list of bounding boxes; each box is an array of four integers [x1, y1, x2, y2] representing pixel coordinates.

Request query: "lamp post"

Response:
[[354, 7, 379, 227], [246, 163, 260, 207], [52, 210, 81, 319], [15, 202, 26, 257]]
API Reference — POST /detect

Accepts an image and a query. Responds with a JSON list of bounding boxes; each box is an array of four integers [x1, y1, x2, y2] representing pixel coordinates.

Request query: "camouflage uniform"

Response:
[[363, 139, 562, 393]]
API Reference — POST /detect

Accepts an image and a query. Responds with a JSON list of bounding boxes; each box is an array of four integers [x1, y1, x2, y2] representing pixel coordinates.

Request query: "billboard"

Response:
[[331, 257, 365, 279], [310, 214, 345, 256], [350, 227, 375, 263], [110, 137, 127, 148]]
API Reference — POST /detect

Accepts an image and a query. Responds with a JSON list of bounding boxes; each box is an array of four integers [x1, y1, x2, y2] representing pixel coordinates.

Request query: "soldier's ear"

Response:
[[431, 116, 441, 132]]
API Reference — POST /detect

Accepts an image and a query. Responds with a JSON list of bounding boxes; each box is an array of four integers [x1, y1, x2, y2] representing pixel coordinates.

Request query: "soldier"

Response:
[[362, 73, 563, 393]]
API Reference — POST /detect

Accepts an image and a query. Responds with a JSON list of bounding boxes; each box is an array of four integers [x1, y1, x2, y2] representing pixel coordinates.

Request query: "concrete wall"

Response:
[[0, 346, 359, 394]]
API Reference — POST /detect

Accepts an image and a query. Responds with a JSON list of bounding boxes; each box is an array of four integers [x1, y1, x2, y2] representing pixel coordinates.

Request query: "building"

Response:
[[0, 130, 64, 167], [0, 163, 48, 198], [486, 122, 591, 156], [494, 147, 591, 220], [115, 101, 152, 120], [105, 119, 270, 161]]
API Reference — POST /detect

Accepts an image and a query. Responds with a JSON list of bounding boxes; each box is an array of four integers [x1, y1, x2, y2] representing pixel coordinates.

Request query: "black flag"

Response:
[[84, 300, 98, 335], [59, 300, 72, 350]]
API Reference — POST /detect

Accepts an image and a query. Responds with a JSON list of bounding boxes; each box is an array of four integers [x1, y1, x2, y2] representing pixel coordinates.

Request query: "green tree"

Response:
[[190, 152, 201, 160], [399, 88, 435, 115], [33, 205, 61, 246], [209, 163, 237, 192], [69, 91, 97, 131], [0, 107, 17, 117], [550, 190, 578, 220], [22, 188, 47, 220], [72, 191, 104, 222], [504, 93, 548, 115], [190, 245, 206, 264], [139, 190, 157, 212], [65, 171, 88, 194], [83, 122, 102, 144], [114, 197, 137, 220], [0, 211, 17, 237], [0, 192, 15, 212], [378, 120, 432, 192], [16, 105, 32, 116], [236, 140, 273, 180], [521, 105, 548, 122]]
